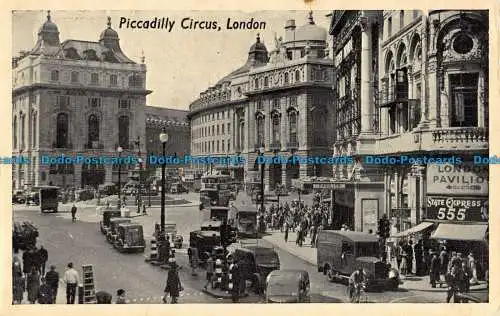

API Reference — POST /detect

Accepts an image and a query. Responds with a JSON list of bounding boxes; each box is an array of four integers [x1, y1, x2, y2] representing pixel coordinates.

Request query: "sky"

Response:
[[12, 10, 332, 111]]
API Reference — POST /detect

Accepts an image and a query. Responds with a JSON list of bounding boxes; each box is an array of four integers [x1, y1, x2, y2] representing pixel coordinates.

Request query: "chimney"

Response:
[[284, 19, 296, 42]]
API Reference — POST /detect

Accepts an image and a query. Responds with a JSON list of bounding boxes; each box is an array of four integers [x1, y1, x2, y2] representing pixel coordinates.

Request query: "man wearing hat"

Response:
[[429, 251, 440, 288], [44, 265, 59, 303]]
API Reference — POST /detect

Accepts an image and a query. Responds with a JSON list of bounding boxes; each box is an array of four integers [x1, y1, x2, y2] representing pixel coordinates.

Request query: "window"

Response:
[[264, 76, 269, 88], [56, 113, 69, 148], [51, 70, 59, 81], [256, 116, 264, 146], [212, 125, 215, 135], [212, 140, 214, 151], [228, 139, 231, 151], [290, 96, 297, 106], [222, 124, 225, 135], [217, 112, 220, 120], [71, 72, 79, 83], [32, 113, 37, 147], [118, 116, 130, 148], [91, 73, 99, 84], [128, 74, 143, 88], [217, 140, 220, 152], [284, 72, 289, 84], [89, 98, 101, 108], [295, 70, 301, 82], [13, 116, 17, 149], [256, 100, 263, 111], [110, 74, 118, 86], [387, 17, 392, 38], [272, 115, 280, 143], [227, 123, 230, 133], [88, 114, 100, 145], [399, 10, 404, 30], [289, 112, 297, 143], [240, 122, 245, 149], [453, 33, 474, 55], [20, 114, 25, 149], [222, 140, 225, 152], [450, 73, 479, 127], [254, 78, 259, 89], [217, 125, 220, 135], [273, 98, 280, 109], [118, 99, 130, 110]]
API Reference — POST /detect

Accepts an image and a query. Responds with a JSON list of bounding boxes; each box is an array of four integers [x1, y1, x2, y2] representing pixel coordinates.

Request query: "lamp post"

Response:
[[159, 129, 169, 234], [135, 136, 142, 214], [258, 146, 265, 212], [117, 146, 123, 208]]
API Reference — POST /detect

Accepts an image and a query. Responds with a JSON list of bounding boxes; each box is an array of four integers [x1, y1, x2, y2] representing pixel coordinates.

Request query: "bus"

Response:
[[199, 173, 232, 209], [201, 173, 231, 190], [236, 209, 258, 239], [33, 186, 60, 213]]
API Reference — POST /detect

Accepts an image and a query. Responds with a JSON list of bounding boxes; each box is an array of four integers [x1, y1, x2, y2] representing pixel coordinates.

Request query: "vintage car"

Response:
[[113, 223, 145, 253], [170, 183, 189, 194], [201, 219, 236, 244], [265, 270, 310, 303], [235, 210, 258, 239], [12, 190, 26, 204], [106, 218, 132, 243], [227, 245, 280, 294], [317, 230, 400, 291], [209, 206, 230, 221], [189, 230, 221, 262], [100, 210, 122, 234], [164, 222, 183, 249]]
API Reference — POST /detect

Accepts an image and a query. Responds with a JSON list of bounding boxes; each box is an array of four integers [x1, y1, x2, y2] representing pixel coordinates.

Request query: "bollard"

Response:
[[78, 285, 84, 304]]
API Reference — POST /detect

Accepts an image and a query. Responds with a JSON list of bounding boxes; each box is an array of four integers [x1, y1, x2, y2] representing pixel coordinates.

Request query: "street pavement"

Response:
[[12, 191, 486, 304]]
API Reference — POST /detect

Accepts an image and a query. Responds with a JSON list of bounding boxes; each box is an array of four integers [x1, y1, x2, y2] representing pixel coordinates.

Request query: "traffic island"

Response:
[[202, 287, 249, 299]]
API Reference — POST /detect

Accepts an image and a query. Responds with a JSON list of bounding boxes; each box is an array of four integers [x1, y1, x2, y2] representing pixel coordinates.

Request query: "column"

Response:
[[418, 165, 426, 222], [418, 12, 429, 127], [280, 113, 287, 149], [360, 16, 373, 134], [104, 165, 113, 185], [409, 167, 417, 226], [384, 170, 391, 215], [74, 164, 82, 189], [264, 164, 271, 192], [235, 113, 240, 151], [244, 109, 249, 152]]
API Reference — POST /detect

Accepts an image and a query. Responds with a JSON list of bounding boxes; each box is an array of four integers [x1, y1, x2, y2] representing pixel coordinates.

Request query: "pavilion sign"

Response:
[[426, 163, 488, 196]]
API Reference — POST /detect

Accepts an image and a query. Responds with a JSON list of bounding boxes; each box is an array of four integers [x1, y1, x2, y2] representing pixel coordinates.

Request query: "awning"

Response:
[[431, 223, 488, 241], [391, 221, 434, 238]]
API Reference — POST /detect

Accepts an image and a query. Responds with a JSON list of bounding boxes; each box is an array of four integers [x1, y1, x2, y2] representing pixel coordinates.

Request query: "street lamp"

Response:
[[117, 146, 123, 208], [159, 129, 169, 234], [258, 146, 265, 212], [137, 158, 143, 213]]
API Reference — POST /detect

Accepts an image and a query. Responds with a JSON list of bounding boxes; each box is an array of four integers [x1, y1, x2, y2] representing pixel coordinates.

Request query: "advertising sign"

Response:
[[426, 195, 488, 222], [426, 163, 488, 195]]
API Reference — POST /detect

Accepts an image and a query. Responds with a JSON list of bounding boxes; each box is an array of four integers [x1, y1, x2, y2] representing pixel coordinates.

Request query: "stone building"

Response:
[[12, 12, 149, 189], [188, 11, 334, 190], [329, 10, 489, 235]]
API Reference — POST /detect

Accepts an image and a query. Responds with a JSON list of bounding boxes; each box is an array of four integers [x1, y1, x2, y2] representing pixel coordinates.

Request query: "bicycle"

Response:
[[346, 282, 368, 303]]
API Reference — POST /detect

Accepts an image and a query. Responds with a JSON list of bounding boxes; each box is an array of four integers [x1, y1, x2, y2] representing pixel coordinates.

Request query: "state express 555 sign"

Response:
[[426, 196, 488, 222]]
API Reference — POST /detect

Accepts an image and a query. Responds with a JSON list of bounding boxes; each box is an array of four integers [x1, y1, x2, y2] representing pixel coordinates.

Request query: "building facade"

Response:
[[329, 10, 489, 237], [188, 12, 334, 190], [12, 12, 149, 189]]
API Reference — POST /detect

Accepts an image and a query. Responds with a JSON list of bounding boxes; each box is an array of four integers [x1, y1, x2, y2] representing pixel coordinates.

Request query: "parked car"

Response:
[[98, 184, 119, 196], [316, 230, 399, 291], [113, 223, 145, 253], [164, 222, 183, 249], [12, 190, 26, 204], [265, 270, 310, 303], [100, 210, 122, 234], [227, 245, 280, 294], [106, 218, 132, 243]]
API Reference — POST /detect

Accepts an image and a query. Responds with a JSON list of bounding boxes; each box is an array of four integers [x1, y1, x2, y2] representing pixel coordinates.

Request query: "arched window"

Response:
[[32, 113, 37, 147], [256, 116, 264, 147], [254, 78, 259, 89], [272, 115, 281, 143], [284, 72, 289, 84], [264, 76, 269, 88], [88, 114, 100, 145], [295, 70, 301, 82], [56, 113, 68, 148], [13, 116, 17, 149], [51, 70, 59, 81], [240, 121, 245, 150], [118, 116, 130, 148], [289, 112, 297, 144]]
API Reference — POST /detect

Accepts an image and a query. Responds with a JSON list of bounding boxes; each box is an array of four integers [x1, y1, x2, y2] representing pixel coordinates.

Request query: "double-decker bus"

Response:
[[199, 173, 232, 209]]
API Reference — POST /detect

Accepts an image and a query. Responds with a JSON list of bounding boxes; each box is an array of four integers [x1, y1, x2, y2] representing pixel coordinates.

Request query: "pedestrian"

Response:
[[310, 225, 318, 248], [439, 248, 449, 282], [164, 263, 183, 304], [414, 240, 423, 276], [468, 253, 478, 285], [395, 242, 403, 271], [116, 289, 126, 304], [447, 252, 459, 272], [190, 247, 199, 276], [22, 247, 34, 279], [204, 256, 215, 290], [63, 262, 79, 304], [96, 291, 113, 304], [429, 251, 440, 288], [13, 271, 25, 304], [27, 266, 41, 304], [406, 240, 414, 275], [283, 221, 289, 242], [400, 247, 408, 276], [38, 246, 48, 276], [38, 277, 53, 304], [142, 203, 147, 215], [230, 262, 240, 303], [446, 266, 460, 303], [45, 265, 59, 304], [71, 204, 77, 222]]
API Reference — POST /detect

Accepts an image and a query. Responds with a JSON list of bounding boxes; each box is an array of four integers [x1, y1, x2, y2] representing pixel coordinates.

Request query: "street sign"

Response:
[[313, 183, 346, 189]]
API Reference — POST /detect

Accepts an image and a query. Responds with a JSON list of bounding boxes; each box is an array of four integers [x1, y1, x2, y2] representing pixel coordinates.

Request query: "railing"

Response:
[[270, 141, 281, 151], [432, 127, 489, 144]]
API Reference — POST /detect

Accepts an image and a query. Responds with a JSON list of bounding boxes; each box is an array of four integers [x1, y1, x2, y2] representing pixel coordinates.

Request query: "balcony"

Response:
[[270, 141, 281, 151], [379, 85, 409, 107], [431, 127, 488, 149], [286, 141, 299, 151]]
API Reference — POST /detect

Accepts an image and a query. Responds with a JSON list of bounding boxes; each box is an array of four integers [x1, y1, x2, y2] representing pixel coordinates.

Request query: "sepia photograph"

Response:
[[10, 9, 489, 305]]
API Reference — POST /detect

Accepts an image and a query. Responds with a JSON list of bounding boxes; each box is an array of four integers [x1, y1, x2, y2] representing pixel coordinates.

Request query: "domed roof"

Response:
[[295, 11, 327, 42], [249, 33, 268, 53], [100, 17, 119, 40], [38, 11, 58, 34]]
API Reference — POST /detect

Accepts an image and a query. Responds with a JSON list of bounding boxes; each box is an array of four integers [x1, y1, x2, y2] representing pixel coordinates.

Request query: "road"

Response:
[[12, 193, 453, 303]]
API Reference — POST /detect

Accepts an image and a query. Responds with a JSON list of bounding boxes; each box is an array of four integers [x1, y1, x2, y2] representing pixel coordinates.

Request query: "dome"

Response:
[[100, 17, 119, 40], [295, 11, 327, 42], [249, 33, 268, 53], [38, 11, 58, 34]]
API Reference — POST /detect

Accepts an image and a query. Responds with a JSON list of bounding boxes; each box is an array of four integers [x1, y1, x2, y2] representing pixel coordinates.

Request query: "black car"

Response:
[[189, 230, 221, 262]]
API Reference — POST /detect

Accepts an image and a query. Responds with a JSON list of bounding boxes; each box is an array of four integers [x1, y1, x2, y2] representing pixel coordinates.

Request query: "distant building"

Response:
[[188, 11, 334, 189], [12, 12, 150, 189]]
